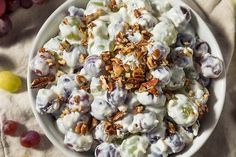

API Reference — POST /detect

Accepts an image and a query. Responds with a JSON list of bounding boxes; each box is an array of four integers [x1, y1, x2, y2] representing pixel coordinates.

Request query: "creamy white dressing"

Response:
[[64, 130, 93, 152], [63, 45, 87, 68], [136, 90, 166, 107], [90, 98, 116, 120], [36, 89, 60, 113], [128, 112, 159, 133], [151, 19, 178, 46], [56, 112, 81, 134]]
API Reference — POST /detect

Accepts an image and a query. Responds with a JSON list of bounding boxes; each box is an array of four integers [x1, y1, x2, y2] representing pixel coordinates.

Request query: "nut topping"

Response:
[[31, 76, 55, 89]]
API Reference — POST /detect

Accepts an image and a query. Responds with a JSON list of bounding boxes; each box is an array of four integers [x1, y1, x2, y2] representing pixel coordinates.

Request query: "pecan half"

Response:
[[31, 76, 55, 89], [75, 122, 88, 135]]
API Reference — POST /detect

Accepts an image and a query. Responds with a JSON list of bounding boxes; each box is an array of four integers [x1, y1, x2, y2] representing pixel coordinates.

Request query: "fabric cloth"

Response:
[[0, 0, 235, 157]]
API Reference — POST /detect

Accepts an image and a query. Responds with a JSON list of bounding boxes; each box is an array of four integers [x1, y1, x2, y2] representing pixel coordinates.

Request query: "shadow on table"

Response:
[[0, 0, 65, 47], [0, 54, 16, 70]]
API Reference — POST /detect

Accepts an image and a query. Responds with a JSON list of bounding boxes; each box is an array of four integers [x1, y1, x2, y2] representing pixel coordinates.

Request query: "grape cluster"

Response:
[[0, 0, 45, 37]]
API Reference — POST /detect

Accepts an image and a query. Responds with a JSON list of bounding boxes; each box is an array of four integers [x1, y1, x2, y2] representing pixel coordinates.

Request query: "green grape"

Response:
[[0, 71, 22, 93]]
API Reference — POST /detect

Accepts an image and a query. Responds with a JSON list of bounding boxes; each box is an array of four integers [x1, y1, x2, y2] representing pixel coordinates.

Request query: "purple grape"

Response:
[[147, 42, 170, 61], [20, 0, 33, 9], [198, 74, 210, 87], [0, 15, 12, 37], [0, 0, 6, 17], [32, 0, 45, 5], [84, 55, 105, 77], [176, 33, 196, 48], [95, 143, 120, 157], [180, 6, 191, 23], [194, 41, 210, 57], [6, 0, 20, 12], [107, 85, 127, 107], [165, 134, 185, 153]]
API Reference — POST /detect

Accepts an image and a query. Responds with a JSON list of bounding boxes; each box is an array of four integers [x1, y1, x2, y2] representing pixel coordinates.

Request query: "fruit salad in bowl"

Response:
[[28, 0, 226, 157]]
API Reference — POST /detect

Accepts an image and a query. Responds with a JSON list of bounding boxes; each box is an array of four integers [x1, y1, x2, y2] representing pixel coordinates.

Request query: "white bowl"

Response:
[[27, 0, 226, 157]]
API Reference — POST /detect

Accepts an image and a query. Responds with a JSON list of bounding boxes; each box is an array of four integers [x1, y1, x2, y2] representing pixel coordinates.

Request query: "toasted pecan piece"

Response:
[[59, 40, 71, 52], [82, 9, 105, 24], [166, 121, 177, 135], [142, 79, 158, 88], [76, 75, 88, 86], [112, 111, 125, 121], [134, 9, 142, 18], [103, 120, 116, 135], [133, 105, 145, 114], [31, 76, 55, 89], [75, 122, 88, 135], [113, 63, 124, 77]]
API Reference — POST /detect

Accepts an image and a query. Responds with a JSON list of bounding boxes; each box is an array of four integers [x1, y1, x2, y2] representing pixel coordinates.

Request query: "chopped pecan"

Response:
[[108, 82, 114, 92], [152, 49, 160, 60], [127, 77, 145, 84], [79, 53, 87, 64], [79, 85, 90, 92], [59, 40, 71, 52], [39, 48, 46, 53], [58, 59, 66, 66], [31, 76, 55, 89], [45, 59, 55, 67], [134, 9, 142, 18], [73, 96, 80, 103], [148, 87, 159, 96], [100, 52, 111, 62], [107, 0, 117, 11], [125, 83, 134, 90], [63, 18, 69, 25], [76, 75, 88, 86], [113, 63, 124, 77], [132, 67, 145, 78], [112, 111, 125, 121], [106, 65, 112, 71], [142, 79, 158, 88], [133, 105, 145, 114], [166, 121, 177, 135], [103, 120, 116, 135], [182, 48, 193, 57], [100, 75, 109, 90], [147, 56, 157, 70], [75, 122, 88, 135], [82, 9, 105, 24]]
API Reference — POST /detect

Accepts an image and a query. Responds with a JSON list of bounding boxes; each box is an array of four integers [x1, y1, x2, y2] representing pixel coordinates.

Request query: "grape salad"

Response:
[[30, 0, 224, 156]]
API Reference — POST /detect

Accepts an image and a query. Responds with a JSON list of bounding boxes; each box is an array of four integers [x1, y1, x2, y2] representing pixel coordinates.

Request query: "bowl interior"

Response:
[[27, 0, 226, 157]]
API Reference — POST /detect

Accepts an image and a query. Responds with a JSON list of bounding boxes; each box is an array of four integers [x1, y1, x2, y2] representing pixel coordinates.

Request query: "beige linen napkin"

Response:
[[0, 0, 234, 157]]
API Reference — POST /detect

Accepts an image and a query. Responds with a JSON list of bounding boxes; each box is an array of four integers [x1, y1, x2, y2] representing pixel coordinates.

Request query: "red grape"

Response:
[[6, 0, 20, 12], [32, 0, 45, 5], [20, 130, 41, 148], [0, 15, 12, 37], [3, 120, 18, 135], [20, 0, 33, 9], [0, 0, 6, 17]]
